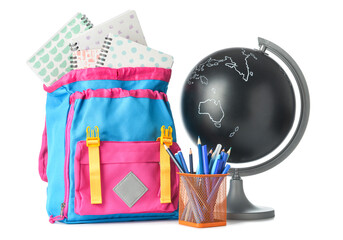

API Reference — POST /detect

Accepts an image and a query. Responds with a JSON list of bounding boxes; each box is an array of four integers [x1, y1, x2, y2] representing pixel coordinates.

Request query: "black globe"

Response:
[[181, 48, 296, 163]]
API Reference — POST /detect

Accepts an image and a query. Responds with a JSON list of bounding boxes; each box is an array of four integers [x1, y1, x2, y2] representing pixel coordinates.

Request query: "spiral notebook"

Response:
[[70, 49, 101, 69], [69, 10, 146, 52], [96, 34, 173, 69], [27, 13, 93, 86]]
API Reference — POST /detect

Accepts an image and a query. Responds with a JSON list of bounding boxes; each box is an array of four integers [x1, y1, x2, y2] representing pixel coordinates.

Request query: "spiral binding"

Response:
[[69, 54, 78, 70], [96, 36, 113, 67], [81, 14, 93, 29], [69, 42, 79, 51], [68, 14, 92, 52], [67, 14, 93, 70]]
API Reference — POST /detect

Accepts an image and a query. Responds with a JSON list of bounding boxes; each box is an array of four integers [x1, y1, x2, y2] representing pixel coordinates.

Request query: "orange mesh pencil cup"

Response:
[[178, 173, 228, 228]]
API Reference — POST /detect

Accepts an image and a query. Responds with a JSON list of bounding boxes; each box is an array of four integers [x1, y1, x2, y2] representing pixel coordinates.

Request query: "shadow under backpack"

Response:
[[38, 67, 181, 223]]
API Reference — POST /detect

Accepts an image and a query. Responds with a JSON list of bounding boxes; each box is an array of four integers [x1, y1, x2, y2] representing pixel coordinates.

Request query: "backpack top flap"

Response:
[[43, 67, 172, 94]]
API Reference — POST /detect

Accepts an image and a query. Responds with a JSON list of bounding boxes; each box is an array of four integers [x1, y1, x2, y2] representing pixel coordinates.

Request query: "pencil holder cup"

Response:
[[178, 173, 228, 228]]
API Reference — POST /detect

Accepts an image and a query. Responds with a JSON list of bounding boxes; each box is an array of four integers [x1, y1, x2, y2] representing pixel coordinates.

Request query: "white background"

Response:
[[1, 0, 342, 239]]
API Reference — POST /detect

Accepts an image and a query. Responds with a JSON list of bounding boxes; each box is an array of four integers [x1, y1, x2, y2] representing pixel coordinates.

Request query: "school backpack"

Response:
[[38, 67, 181, 223]]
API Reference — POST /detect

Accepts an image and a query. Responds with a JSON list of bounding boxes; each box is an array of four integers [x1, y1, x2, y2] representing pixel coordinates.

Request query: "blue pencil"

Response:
[[210, 155, 221, 174], [221, 152, 228, 170], [189, 148, 194, 173], [202, 145, 209, 174], [196, 137, 204, 174], [207, 148, 213, 161], [178, 151, 189, 173], [174, 153, 184, 173], [212, 156, 226, 174]]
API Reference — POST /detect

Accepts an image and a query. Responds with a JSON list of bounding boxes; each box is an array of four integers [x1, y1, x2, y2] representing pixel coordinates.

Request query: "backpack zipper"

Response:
[[60, 202, 66, 215], [49, 102, 75, 223], [49, 203, 66, 223]]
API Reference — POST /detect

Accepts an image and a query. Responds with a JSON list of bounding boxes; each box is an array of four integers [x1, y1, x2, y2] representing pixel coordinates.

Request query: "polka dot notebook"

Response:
[[96, 34, 173, 69], [69, 10, 146, 51], [27, 13, 93, 86]]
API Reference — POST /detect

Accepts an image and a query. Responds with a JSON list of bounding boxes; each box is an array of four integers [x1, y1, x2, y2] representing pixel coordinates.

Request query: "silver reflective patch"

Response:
[[113, 171, 148, 208]]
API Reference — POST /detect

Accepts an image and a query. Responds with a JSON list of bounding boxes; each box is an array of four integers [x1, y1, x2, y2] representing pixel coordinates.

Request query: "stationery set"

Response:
[[163, 137, 231, 227], [28, 10, 228, 228], [27, 10, 172, 86]]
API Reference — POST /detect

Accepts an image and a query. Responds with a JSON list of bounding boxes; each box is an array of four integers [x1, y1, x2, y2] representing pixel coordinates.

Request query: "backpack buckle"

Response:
[[158, 125, 173, 147], [86, 126, 100, 147]]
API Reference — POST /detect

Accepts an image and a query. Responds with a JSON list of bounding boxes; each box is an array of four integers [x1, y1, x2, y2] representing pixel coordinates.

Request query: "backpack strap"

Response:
[[86, 126, 102, 204], [157, 126, 173, 203]]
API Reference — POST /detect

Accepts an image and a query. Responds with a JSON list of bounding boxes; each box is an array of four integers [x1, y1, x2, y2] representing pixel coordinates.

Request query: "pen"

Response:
[[163, 144, 184, 173], [222, 164, 231, 174]]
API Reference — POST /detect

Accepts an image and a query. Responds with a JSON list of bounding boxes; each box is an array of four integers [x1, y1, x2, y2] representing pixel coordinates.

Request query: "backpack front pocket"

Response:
[[74, 140, 180, 216]]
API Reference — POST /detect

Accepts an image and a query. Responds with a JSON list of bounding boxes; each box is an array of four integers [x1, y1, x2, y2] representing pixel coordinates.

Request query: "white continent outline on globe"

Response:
[[198, 99, 225, 128], [229, 126, 240, 137], [224, 50, 257, 82], [187, 49, 258, 84]]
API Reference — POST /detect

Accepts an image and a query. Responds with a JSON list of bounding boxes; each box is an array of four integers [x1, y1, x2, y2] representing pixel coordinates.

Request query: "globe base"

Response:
[[227, 171, 275, 220]]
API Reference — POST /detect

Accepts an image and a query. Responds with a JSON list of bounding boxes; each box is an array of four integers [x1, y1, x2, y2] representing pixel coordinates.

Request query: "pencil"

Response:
[[163, 144, 184, 173], [207, 148, 213, 161], [197, 137, 204, 174], [178, 151, 189, 173], [202, 145, 209, 174], [227, 147, 232, 162], [189, 148, 193, 173]]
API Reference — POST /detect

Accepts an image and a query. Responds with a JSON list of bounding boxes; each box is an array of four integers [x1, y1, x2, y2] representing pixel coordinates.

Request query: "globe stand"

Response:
[[226, 38, 310, 220], [227, 169, 274, 220]]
